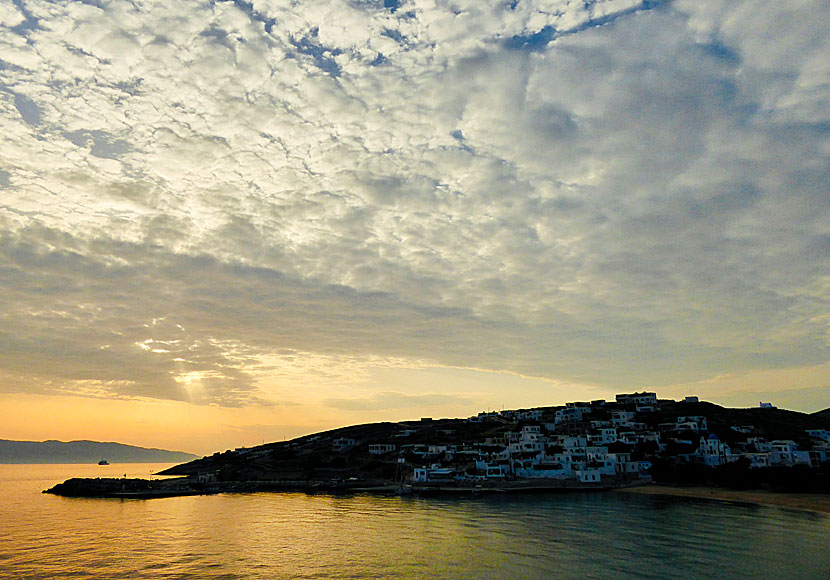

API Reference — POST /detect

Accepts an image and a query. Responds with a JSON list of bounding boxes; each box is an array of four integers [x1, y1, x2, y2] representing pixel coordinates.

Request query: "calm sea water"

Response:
[[1, 464, 828, 579]]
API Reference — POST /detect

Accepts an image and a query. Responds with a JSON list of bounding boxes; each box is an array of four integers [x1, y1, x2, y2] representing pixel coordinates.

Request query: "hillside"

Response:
[[0, 439, 198, 464], [642, 401, 830, 447], [159, 400, 830, 482], [812, 408, 830, 422], [160, 418, 503, 481]]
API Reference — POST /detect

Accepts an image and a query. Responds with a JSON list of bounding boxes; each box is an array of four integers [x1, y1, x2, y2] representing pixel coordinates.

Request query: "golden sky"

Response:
[[0, 0, 827, 454], [2, 362, 828, 456]]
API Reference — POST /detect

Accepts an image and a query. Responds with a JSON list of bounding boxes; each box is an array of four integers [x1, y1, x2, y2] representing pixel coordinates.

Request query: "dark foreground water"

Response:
[[1, 464, 829, 579]]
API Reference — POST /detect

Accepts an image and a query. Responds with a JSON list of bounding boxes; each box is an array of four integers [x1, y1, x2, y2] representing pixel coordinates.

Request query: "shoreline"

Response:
[[44, 477, 830, 514], [614, 484, 830, 515]]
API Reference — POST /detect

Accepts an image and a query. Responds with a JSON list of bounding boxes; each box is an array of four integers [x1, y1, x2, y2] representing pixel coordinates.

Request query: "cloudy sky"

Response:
[[1, 0, 827, 454]]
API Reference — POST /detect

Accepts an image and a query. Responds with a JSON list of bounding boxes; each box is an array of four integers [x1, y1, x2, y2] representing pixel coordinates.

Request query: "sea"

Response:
[[1, 464, 828, 579]]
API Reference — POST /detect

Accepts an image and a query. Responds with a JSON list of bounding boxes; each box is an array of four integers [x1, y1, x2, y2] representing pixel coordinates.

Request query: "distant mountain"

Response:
[[0, 439, 199, 464]]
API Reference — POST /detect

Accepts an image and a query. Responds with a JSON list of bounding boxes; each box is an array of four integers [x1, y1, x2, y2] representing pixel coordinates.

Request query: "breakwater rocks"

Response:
[[43, 476, 647, 499], [43, 477, 399, 498], [43, 477, 208, 499]]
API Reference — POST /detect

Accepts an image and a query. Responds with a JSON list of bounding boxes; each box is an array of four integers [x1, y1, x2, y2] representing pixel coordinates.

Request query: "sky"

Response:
[[0, 0, 828, 455]]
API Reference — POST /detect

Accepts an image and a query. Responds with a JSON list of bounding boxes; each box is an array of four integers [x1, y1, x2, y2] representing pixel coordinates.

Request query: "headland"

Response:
[[44, 392, 830, 502]]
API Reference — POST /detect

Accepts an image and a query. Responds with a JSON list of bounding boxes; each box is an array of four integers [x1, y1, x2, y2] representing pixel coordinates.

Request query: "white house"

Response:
[[747, 437, 772, 453], [368, 444, 396, 455], [806, 429, 830, 443], [591, 428, 618, 445], [769, 441, 811, 466], [744, 453, 770, 468], [616, 392, 657, 406], [611, 410, 636, 427], [515, 462, 571, 479], [412, 465, 456, 483], [555, 407, 586, 424], [560, 435, 589, 448], [677, 416, 708, 431], [576, 468, 602, 483], [697, 434, 732, 466]]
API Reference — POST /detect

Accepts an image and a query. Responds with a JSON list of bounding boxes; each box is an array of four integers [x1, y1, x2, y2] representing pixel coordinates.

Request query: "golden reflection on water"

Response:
[[1, 464, 829, 579]]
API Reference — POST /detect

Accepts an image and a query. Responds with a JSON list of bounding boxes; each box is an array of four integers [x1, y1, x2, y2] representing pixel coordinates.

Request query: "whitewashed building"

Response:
[[368, 444, 396, 455]]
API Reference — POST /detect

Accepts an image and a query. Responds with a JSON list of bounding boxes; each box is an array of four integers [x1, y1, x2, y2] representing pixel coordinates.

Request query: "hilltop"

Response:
[[812, 408, 830, 422], [0, 439, 198, 464]]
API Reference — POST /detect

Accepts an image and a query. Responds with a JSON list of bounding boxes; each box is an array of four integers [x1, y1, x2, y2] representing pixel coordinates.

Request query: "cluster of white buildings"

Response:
[[693, 434, 830, 468], [407, 423, 653, 485], [342, 392, 830, 485]]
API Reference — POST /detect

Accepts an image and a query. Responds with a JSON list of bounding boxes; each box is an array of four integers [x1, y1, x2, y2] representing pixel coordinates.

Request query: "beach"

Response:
[[615, 484, 830, 514]]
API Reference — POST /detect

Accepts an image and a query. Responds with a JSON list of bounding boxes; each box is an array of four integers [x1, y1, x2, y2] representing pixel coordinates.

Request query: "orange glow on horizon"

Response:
[[0, 394, 329, 456]]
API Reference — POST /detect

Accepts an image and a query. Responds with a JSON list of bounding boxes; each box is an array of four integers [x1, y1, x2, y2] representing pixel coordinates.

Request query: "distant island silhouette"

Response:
[[0, 439, 198, 464]]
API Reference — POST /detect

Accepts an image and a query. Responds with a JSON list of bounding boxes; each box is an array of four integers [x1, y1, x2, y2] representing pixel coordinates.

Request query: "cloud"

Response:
[[324, 391, 470, 411], [0, 0, 827, 407]]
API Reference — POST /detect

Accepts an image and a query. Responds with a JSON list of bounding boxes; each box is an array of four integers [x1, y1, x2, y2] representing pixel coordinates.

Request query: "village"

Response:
[[322, 392, 830, 488]]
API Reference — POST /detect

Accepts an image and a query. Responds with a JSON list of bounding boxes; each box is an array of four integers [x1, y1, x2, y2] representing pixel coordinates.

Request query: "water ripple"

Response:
[[2, 466, 829, 579]]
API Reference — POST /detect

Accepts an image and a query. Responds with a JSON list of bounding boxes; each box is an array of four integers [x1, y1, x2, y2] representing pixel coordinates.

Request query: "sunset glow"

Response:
[[0, 0, 827, 453]]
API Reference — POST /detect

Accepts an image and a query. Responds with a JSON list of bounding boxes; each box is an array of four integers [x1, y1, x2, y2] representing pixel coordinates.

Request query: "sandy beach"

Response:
[[616, 485, 830, 515]]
